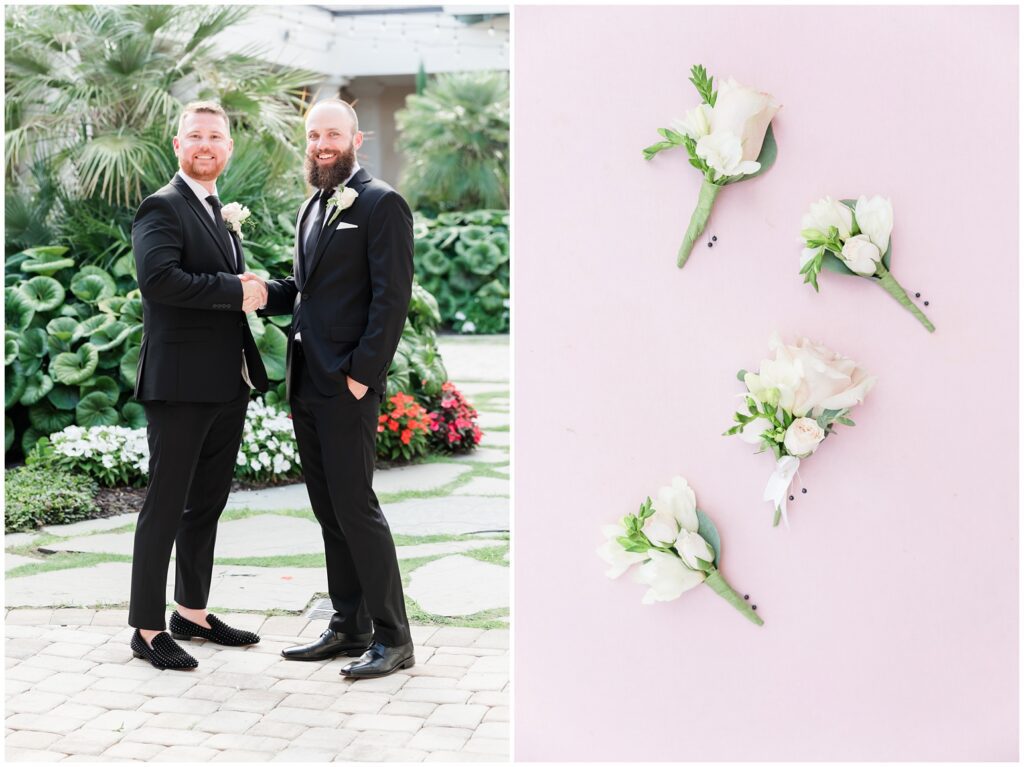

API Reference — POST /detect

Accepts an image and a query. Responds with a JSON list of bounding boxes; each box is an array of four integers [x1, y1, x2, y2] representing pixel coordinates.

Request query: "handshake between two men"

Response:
[[238, 272, 267, 313]]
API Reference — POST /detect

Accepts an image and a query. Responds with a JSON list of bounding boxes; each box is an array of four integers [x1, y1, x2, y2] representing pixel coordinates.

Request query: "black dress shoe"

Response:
[[169, 611, 260, 647], [281, 629, 373, 661], [130, 630, 198, 670], [340, 641, 415, 679]]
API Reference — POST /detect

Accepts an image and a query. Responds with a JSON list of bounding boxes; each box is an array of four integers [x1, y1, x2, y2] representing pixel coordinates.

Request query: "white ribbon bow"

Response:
[[763, 455, 800, 528]]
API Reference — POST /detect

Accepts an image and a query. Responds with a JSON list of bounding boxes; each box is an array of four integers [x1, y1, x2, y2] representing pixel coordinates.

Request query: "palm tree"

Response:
[[395, 71, 509, 213], [4, 4, 315, 261]]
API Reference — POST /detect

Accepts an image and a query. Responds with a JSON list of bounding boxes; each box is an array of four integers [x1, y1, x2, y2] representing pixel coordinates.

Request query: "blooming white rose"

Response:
[[673, 103, 713, 140], [596, 522, 647, 579], [635, 549, 706, 604], [854, 195, 893, 255], [840, 234, 882, 276], [801, 196, 854, 240], [783, 417, 826, 457], [739, 416, 772, 445], [327, 186, 359, 224], [695, 131, 760, 181], [675, 529, 716, 570], [770, 335, 876, 417], [220, 202, 251, 239], [710, 76, 780, 162], [744, 355, 802, 413]]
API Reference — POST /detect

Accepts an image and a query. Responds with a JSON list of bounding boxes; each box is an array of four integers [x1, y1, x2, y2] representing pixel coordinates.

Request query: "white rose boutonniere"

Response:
[[220, 202, 252, 240], [597, 475, 763, 625], [326, 186, 359, 226], [727, 335, 876, 528], [799, 195, 934, 332], [644, 64, 780, 269]]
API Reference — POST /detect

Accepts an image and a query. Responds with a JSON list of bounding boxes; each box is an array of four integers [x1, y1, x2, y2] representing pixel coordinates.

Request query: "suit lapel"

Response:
[[306, 168, 370, 283], [229, 230, 244, 274], [171, 175, 235, 272], [294, 194, 315, 288]]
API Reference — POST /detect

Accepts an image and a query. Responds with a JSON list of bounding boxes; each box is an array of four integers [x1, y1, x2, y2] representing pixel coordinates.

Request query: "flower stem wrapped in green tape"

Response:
[[597, 475, 763, 626], [643, 64, 780, 269], [799, 195, 934, 332]]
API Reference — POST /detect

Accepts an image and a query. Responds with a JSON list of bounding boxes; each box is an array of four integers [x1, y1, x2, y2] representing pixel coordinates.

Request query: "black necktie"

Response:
[[205, 195, 239, 272], [303, 188, 333, 270]]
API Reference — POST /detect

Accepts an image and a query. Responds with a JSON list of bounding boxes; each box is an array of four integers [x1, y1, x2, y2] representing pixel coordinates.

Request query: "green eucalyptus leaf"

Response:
[[76, 391, 119, 427], [695, 509, 722, 564], [723, 122, 778, 185], [20, 276, 66, 312], [52, 343, 100, 385]]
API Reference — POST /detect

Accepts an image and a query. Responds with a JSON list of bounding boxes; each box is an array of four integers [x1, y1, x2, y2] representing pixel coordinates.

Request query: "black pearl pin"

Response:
[[801, 488, 807, 494], [744, 594, 749, 600], [707, 242, 713, 248], [915, 292, 921, 298], [712, 235, 717, 242], [924, 301, 929, 306], [789, 495, 794, 501]]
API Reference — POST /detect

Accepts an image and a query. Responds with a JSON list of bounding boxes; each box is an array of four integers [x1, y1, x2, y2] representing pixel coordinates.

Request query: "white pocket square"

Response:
[[336, 222, 359, 230]]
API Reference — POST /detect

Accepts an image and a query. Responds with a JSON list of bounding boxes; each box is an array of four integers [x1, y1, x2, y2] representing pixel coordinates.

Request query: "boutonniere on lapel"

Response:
[[326, 186, 359, 226], [220, 202, 252, 240]]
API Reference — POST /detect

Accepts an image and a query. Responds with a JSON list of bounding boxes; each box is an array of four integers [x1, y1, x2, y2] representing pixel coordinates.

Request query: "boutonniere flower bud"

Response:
[[597, 475, 763, 625], [326, 186, 359, 225], [727, 334, 875, 527], [644, 64, 780, 269], [220, 202, 252, 240], [799, 195, 934, 332]]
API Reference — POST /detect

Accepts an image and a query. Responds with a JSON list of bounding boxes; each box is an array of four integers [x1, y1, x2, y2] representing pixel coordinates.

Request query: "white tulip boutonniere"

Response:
[[725, 334, 876, 528], [326, 186, 359, 226], [597, 476, 763, 626], [644, 64, 780, 268], [799, 195, 934, 332], [220, 202, 252, 240]]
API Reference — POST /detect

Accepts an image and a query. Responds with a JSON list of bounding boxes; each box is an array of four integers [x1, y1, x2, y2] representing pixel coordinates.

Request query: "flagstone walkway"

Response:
[[5, 334, 510, 762]]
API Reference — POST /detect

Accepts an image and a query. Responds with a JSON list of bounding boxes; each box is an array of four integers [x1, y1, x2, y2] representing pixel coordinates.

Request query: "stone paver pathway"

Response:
[[6, 335, 510, 762], [5, 609, 508, 763]]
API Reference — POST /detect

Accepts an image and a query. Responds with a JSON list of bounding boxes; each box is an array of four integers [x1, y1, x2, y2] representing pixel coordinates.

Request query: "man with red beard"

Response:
[[256, 99, 415, 678], [128, 101, 269, 669]]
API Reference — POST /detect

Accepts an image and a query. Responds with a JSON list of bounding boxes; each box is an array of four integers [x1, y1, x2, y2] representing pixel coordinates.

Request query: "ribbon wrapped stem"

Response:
[[704, 569, 764, 626], [875, 263, 934, 333], [678, 179, 722, 268]]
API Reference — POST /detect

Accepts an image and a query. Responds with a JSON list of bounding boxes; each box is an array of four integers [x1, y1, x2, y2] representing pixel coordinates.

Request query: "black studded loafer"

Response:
[[131, 629, 198, 670], [281, 630, 373, 661], [340, 641, 415, 679], [169, 611, 260, 647]]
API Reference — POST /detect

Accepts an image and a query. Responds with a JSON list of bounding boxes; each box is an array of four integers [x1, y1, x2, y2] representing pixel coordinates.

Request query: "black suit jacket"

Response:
[[132, 174, 268, 402], [261, 168, 414, 398]]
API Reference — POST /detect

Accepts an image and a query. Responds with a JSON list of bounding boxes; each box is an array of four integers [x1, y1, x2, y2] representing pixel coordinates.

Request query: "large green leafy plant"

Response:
[[414, 210, 509, 334], [395, 71, 509, 214]]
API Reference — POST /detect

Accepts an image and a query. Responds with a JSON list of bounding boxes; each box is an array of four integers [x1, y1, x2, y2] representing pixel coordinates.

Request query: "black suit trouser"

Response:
[[128, 380, 249, 630], [290, 344, 411, 647]]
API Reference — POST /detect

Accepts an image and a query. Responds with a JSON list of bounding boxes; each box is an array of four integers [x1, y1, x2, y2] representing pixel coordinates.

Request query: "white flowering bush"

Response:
[[30, 400, 302, 487], [32, 424, 150, 487], [235, 399, 301, 482]]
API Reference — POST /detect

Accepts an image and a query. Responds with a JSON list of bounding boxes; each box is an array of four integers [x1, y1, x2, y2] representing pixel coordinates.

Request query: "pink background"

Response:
[[513, 5, 1018, 761]]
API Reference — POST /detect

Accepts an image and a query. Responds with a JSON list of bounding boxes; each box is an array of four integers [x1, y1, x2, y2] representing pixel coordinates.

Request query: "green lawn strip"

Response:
[[404, 599, 508, 630], [219, 507, 316, 523], [6, 552, 133, 579], [485, 424, 510, 433], [460, 545, 509, 567]]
